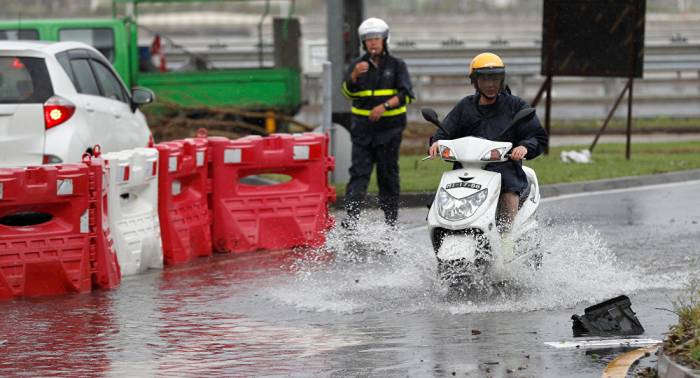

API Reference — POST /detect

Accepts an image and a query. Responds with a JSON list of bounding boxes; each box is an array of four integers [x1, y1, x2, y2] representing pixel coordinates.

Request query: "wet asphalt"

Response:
[[0, 179, 698, 377]]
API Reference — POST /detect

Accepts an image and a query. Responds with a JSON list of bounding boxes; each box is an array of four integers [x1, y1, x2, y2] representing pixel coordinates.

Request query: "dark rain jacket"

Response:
[[342, 51, 415, 146], [430, 92, 549, 194]]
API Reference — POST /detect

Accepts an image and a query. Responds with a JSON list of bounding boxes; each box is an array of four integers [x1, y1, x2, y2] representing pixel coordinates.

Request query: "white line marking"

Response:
[[542, 179, 700, 202], [544, 338, 661, 349]]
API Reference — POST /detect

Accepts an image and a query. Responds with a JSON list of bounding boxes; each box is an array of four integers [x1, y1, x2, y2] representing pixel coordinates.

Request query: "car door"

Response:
[[63, 50, 118, 153], [0, 54, 53, 167], [88, 55, 147, 152]]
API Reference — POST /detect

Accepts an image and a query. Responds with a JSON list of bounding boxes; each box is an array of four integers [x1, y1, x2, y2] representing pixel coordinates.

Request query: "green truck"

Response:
[[0, 2, 302, 117]]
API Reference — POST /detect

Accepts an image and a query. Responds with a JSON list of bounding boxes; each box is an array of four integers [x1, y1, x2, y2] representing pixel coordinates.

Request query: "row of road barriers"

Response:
[[0, 133, 335, 300]]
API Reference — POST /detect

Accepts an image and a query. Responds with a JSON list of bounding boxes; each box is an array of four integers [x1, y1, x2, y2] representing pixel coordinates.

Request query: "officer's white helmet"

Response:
[[358, 17, 390, 43]]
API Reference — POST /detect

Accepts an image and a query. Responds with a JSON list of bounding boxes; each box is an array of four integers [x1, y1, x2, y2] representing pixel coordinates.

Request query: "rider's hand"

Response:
[[351, 61, 369, 82], [369, 104, 385, 122], [509, 145, 528, 160], [429, 141, 440, 158]]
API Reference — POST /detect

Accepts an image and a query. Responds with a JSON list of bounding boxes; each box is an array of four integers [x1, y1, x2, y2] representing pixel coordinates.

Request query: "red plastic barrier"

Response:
[[156, 138, 212, 264], [208, 133, 336, 253], [89, 158, 121, 289], [0, 158, 119, 300]]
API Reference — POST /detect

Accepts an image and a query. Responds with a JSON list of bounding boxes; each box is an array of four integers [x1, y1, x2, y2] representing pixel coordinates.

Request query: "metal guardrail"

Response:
[[162, 42, 700, 75], [405, 54, 700, 76]]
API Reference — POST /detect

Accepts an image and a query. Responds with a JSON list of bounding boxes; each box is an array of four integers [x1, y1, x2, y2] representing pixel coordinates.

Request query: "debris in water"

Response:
[[571, 295, 644, 336]]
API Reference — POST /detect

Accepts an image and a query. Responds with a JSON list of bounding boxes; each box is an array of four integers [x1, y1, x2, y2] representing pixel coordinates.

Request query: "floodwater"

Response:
[[1, 181, 698, 377]]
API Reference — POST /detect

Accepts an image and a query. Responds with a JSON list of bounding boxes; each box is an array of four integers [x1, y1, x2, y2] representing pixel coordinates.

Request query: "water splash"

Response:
[[447, 224, 681, 314], [266, 217, 693, 315], [270, 218, 437, 313]]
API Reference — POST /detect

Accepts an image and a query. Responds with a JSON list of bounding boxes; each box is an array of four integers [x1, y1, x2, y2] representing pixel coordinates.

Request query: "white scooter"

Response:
[[421, 108, 542, 287]]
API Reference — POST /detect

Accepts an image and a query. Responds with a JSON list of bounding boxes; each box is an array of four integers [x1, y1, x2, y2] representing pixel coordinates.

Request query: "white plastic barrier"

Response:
[[102, 148, 163, 276]]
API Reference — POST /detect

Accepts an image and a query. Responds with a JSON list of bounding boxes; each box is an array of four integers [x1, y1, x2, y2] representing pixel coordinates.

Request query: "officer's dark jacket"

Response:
[[342, 51, 415, 146], [430, 91, 549, 194]]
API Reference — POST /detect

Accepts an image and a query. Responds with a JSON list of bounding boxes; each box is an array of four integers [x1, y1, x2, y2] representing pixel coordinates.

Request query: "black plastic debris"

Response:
[[571, 295, 645, 337]]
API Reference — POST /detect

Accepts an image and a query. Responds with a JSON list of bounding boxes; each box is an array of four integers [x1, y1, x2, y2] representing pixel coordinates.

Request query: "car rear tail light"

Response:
[[44, 95, 76, 130]]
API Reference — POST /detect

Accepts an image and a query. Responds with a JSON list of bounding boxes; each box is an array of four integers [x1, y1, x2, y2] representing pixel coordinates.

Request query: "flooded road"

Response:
[[1, 181, 698, 377]]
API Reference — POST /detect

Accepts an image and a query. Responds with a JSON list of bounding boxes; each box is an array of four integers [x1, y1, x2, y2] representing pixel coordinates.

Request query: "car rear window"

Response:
[[0, 57, 53, 103]]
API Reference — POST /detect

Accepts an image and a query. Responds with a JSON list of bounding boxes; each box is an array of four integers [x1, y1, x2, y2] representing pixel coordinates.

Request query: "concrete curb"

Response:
[[332, 169, 700, 209], [658, 353, 700, 378]]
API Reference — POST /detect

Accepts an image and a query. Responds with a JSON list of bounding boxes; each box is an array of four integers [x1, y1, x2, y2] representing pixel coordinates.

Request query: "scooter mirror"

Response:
[[511, 107, 536, 126], [421, 108, 440, 126], [421, 108, 451, 137]]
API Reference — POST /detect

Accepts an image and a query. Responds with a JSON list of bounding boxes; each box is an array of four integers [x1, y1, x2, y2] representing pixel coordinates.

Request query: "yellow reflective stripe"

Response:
[[351, 107, 372, 116], [405, 95, 413, 104], [384, 106, 407, 116], [342, 82, 355, 99], [343, 86, 399, 98], [351, 106, 407, 117], [373, 89, 399, 96]]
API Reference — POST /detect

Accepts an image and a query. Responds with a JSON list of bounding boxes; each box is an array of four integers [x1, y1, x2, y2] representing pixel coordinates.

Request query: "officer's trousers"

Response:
[[344, 136, 401, 226]]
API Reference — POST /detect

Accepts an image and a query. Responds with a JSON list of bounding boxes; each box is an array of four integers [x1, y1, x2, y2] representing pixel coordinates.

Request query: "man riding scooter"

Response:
[[428, 52, 548, 235]]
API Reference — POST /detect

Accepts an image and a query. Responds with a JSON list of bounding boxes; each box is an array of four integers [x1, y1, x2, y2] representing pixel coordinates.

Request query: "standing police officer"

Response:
[[340, 17, 415, 229]]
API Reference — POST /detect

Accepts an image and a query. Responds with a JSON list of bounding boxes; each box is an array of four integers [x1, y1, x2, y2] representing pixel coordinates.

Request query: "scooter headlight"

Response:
[[480, 147, 509, 161], [436, 187, 488, 221]]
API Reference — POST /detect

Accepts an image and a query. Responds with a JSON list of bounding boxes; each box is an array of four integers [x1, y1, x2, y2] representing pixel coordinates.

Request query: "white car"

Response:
[[0, 40, 154, 167]]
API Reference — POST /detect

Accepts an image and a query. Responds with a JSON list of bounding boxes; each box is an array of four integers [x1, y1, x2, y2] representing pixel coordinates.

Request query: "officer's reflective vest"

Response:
[[342, 52, 414, 119]]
